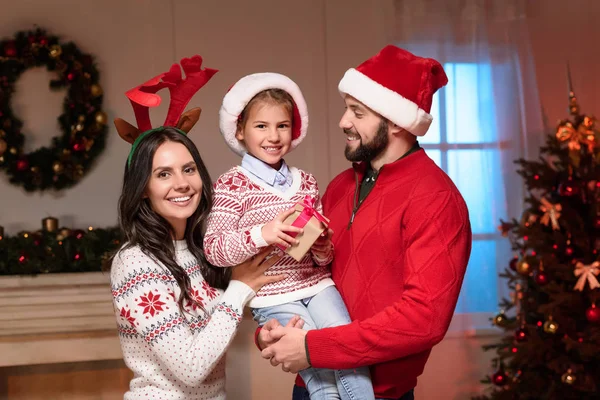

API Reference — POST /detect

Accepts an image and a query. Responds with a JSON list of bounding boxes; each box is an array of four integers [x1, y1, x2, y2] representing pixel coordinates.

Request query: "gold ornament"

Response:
[[56, 227, 72, 241], [9, 147, 17, 155], [543, 318, 558, 334], [30, 166, 39, 174], [95, 111, 107, 125], [561, 369, 576, 385], [0, 129, 5, 137], [539, 198, 562, 230], [583, 115, 595, 129], [49, 44, 62, 59], [90, 84, 103, 97], [78, 115, 86, 123], [517, 260, 531, 276], [52, 161, 64, 174], [493, 312, 508, 327], [75, 123, 84, 132], [0, 156, 4, 163], [0, 138, 6, 155]]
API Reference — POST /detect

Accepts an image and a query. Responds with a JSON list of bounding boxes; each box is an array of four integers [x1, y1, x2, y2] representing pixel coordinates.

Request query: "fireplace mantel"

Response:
[[0, 272, 123, 367]]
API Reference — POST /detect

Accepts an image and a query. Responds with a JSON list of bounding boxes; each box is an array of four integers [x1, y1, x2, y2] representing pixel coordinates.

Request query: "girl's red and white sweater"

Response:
[[204, 166, 334, 308]]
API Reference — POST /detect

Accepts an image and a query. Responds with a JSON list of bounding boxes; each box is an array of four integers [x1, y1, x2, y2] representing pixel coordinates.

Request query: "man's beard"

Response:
[[344, 119, 389, 163]]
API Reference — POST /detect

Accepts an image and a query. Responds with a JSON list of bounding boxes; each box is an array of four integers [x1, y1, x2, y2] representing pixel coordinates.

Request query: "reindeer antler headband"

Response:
[[114, 55, 218, 167]]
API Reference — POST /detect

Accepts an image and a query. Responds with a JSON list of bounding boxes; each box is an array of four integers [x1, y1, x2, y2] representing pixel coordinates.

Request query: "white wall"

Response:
[[0, 0, 390, 234]]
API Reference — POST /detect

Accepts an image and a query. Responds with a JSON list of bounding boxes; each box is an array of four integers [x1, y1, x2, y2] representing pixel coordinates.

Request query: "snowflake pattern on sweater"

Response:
[[204, 166, 334, 308], [110, 241, 255, 400]]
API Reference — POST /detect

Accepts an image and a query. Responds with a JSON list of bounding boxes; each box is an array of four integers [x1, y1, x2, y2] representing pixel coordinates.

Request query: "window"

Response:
[[421, 63, 512, 327]]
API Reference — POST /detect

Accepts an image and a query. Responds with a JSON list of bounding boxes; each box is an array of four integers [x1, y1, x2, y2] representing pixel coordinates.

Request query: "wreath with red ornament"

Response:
[[0, 28, 107, 192]]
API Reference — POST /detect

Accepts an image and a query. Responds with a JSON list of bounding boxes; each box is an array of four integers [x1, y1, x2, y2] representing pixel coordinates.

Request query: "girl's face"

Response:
[[235, 102, 292, 169], [145, 141, 203, 239]]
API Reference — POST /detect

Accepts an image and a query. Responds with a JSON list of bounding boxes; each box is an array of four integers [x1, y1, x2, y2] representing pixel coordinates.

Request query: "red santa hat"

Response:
[[338, 45, 448, 136], [219, 72, 308, 156]]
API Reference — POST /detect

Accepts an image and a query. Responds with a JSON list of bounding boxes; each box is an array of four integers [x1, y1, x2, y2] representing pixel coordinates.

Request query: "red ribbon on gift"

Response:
[[275, 196, 329, 252]]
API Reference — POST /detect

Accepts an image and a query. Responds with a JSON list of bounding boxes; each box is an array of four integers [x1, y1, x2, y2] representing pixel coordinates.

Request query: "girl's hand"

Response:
[[261, 208, 303, 248]]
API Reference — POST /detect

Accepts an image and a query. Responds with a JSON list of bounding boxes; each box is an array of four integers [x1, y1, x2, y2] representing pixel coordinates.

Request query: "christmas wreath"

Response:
[[0, 28, 107, 192]]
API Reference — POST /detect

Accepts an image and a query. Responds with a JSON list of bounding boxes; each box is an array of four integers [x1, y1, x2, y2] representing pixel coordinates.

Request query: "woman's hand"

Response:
[[231, 247, 285, 292]]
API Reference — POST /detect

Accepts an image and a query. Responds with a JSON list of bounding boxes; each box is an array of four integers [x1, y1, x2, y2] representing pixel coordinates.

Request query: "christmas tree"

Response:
[[475, 79, 600, 399]]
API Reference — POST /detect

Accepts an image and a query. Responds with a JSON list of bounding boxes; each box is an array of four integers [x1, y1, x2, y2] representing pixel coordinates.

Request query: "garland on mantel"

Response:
[[0, 217, 121, 275]]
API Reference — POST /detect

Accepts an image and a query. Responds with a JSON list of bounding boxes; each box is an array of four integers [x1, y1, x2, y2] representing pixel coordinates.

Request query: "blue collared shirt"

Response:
[[241, 153, 293, 192]]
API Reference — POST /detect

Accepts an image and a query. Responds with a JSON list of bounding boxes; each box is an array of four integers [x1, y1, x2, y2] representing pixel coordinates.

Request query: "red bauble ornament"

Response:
[[16, 159, 29, 171], [73, 252, 83, 261], [18, 252, 29, 264], [72, 229, 85, 240], [515, 328, 528, 342], [565, 247, 574, 256], [67, 72, 76, 81], [534, 270, 549, 286], [72, 140, 85, 152], [509, 257, 518, 271], [3, 41, 17, 57], [492, 370, 508, 386], [39, 36, 48, 46], [558, 178, 580, 197], [594, 215, 600, 230], [586, 305, 600, 323]]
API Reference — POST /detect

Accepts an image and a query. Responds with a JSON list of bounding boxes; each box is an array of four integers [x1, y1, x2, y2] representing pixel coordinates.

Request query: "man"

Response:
[[258, 45, 472, 400]]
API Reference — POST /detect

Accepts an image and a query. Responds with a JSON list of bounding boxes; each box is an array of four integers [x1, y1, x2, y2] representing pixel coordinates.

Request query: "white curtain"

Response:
[[390, 0, 546, 332]]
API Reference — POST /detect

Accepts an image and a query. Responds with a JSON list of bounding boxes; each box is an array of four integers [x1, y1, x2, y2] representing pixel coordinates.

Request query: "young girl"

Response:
[[204, 73, 375, 400], [108, 57, 289, 400]]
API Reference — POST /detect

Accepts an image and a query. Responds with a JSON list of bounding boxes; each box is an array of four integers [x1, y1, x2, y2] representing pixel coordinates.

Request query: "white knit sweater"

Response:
[[110, 241, 254, 399]]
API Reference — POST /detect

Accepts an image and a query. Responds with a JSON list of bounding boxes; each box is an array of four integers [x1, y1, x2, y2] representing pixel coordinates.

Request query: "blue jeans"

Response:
[[293, 386, 414, 400], [252, 285, 375, 400]]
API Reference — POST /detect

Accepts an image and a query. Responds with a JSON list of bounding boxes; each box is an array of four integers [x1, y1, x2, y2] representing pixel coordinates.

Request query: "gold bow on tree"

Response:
[[556, 120, 582, 151], [573, 261, 600, 291], [539, 198, 562, 230]]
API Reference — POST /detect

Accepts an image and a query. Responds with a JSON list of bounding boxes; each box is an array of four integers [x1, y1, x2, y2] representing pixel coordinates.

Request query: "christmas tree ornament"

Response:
[[509, 257, 518, 271], [516, 260, 531, 276], [534, 262, 549, 285], [585, 304, 600, 323], [558, 176, 581, 197], [73, 252, 83, 261], [514, 327, 528, 342], [539, 198, 562, 230], [492, 369, 508, 386], [543, 318, 559, 334], [573, 261, 600, 291], [493, 312, 508, 327], [561, 369, 576, 385]]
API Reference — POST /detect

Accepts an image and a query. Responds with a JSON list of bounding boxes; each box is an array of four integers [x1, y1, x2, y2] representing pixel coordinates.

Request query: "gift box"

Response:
[[276, 196, 330, 262]]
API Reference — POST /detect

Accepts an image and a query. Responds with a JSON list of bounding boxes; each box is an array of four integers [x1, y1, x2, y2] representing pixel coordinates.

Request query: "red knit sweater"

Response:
[[303, 149, 472, 398]]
